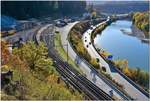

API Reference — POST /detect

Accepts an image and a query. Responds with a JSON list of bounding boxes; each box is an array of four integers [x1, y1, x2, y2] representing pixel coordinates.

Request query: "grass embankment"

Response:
[[54, 32, 83, 74], [68, 21, 95, 66], [91, 23, 108, 40], [1, 41, 83, 100]]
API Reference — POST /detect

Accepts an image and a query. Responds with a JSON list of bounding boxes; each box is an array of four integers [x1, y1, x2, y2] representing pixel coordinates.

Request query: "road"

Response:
[[56, 22, 131, 100], [34, 24, 113, 100], [82, 18, 149, 100], [2, 26, 41, 43]]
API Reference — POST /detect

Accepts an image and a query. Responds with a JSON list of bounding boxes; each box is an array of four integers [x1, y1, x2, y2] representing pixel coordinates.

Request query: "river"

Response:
[[94, 20, 149, 71]]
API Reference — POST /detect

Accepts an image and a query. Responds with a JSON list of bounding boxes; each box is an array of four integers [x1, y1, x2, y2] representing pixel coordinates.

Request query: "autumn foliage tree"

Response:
[[90, 58, 100, 69], [1, 41, 10, 65], [132, 11, 149, 38], [115, 59, 149, 91], [13, 41, 54, 79]]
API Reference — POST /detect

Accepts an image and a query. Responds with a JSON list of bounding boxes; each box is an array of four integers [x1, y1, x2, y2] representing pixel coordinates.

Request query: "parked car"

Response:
[[90, 25, 94, 30], [55, 19, 68, 27]]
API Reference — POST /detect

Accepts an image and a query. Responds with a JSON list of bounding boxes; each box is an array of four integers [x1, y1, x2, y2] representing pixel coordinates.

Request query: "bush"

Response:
[[101, 66, 106, 72], [90, 58, 100, 69], [91, 23, 107, 39]]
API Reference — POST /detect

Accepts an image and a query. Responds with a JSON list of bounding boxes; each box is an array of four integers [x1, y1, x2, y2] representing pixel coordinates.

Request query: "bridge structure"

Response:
[[100, 12, 132, 20]]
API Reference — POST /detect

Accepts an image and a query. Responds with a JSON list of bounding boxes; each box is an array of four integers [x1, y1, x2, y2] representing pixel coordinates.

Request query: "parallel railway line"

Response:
[[33, 25, 114, 100]]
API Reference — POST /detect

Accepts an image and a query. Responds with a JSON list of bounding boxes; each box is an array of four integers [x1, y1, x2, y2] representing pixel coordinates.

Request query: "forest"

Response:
[[132, 11, 149, 38], [1, 1, 86, 20]]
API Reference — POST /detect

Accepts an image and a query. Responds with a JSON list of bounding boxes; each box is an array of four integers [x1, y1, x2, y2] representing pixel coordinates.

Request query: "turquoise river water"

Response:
[[94, 20, 149, 71]]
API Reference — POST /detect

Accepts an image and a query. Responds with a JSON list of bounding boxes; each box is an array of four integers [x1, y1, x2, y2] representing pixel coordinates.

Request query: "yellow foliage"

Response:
[[76, 42, 85, 55], [1, 40, 10, 65], [92, 11, 97, 18], [114, 59, 128, 69], [90, 58, 99, 69], [123, 66, 132, 77], [1, 65, 10, 72], [46, 74, 59, 83]]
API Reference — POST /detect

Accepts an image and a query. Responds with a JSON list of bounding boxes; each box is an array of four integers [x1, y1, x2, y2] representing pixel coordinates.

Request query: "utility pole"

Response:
[[53, 25, 56, 47], [67, 43, 68, 63], [53, 26, 69, 63]]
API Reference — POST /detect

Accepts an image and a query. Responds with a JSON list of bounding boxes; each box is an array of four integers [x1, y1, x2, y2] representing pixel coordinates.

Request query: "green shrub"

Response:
[[90, 58, 100, 69]]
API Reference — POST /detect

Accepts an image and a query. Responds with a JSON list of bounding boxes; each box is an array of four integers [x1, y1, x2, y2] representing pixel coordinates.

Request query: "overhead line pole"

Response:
[[53, 26, 69, 64]]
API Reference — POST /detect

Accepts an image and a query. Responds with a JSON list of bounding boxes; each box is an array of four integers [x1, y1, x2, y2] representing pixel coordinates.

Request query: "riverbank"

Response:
[[114, 59, 149, 92], [91, 22, 108, 41], [82, 18, 150, 100], [64, 21, 129, 100], [90, 19, 149, 93], [132, 11, 149, 39]]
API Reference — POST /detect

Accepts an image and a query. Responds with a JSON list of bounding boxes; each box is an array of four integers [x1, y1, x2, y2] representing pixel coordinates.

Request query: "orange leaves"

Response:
[[1, 40, 10, 65], [8, 54, 28, 71], [46, 74, 61, 84]]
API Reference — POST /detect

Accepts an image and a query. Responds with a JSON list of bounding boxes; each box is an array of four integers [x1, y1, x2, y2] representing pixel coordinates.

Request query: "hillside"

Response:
[[1, 1, 86, 20], [93, 1, 149, 14], [1, 41, 83, 100]]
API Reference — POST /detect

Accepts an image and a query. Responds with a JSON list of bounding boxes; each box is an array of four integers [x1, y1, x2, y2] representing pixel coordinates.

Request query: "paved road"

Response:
[[2, 26, 41, 43], [82, 19, 149, 101], [56, 22, 129, 100], [83, 20, 112, 74]]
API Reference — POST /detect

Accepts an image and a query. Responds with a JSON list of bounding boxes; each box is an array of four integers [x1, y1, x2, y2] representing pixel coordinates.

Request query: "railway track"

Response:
[[33, 24, 114, 100], [49, 49, 113, 100]]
